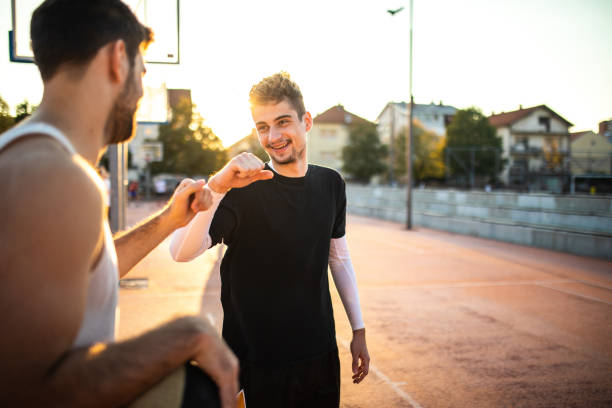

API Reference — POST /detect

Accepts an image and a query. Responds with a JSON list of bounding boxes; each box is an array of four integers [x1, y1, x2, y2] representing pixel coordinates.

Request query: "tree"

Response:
[[0, 96, 13, 133], [150, 100, 227, 177], [342, 122, 387, 183], [444, 107, 503, 184], [14, 100, 36, 124], [393, 121, 445, 184]]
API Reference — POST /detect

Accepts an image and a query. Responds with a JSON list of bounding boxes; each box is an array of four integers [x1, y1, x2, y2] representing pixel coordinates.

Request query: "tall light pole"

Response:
[[387, 2, 414, 230], [406, 0, 414, 230]]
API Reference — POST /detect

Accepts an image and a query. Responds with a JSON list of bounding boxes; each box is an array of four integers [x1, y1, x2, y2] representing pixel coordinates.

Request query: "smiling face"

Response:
[[252, 98, 312, 166]]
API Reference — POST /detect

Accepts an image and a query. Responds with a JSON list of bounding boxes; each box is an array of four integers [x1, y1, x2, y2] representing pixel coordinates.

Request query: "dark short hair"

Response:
[[249, 72, 306, 120], [31, 0, 153, 81]]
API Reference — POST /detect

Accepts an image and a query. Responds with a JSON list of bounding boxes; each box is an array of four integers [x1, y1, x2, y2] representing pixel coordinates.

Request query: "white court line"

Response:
[[535, 283, 612, 306], [420, 279, 575, 289], [338, 339, 424, 408], [362, 280, 575, 290], [572, 279, 612, 292]]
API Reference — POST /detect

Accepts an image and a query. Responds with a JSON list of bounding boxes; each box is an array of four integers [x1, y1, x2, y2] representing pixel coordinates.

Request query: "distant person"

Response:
[[171, 72, 370, 407], [128, 179, 139, 200], [0, 1, 239, 406]]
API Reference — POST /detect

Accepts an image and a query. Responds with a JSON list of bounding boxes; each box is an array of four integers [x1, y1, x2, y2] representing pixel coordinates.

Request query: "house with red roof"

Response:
[[488, 105, 573, 192], [307, 104, 372, 171]]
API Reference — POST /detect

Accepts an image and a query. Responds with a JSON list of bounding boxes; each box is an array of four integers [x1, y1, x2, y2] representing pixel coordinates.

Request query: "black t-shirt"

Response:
[[209, 164, 346, 366]]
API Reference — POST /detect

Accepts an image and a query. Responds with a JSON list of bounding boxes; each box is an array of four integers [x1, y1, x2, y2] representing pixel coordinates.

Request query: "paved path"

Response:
[[118, 202, 612, 407]]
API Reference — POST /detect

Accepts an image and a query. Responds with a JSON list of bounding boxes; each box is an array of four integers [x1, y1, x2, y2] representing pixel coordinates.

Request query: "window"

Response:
[[539, 116, 551, 132], [322, 129, 337, 138], [321, 151, 337, 159], [444, 114, 454, 127]]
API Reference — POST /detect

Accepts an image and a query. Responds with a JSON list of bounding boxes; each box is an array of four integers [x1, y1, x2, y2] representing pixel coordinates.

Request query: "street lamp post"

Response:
[[388, 2, 414, 229], [406, 0, 414, 230]]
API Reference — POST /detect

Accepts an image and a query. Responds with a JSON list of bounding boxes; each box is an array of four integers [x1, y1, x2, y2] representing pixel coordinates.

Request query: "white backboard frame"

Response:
[[9, 0, 180, 64]]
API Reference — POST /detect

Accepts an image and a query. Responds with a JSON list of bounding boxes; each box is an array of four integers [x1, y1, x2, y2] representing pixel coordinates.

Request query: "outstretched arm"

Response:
[[329, 236, 370, 384], [114, 178, 212, 277], [169, 152, 273, 262], [170, 186, 224, 261]]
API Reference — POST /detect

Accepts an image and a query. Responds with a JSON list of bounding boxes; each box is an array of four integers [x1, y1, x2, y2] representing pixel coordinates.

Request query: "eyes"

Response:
[[257, 119, 291, 135]]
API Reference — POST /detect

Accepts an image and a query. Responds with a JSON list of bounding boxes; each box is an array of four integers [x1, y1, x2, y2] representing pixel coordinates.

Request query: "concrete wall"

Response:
[[346, 185, 612, 260]]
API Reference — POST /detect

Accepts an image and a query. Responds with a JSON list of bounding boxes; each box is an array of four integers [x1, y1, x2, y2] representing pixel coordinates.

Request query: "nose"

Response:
[[268, 126, 282, 142]]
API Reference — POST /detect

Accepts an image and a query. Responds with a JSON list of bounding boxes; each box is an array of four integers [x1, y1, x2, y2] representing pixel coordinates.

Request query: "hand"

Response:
[[350, 328, 370, 384], [165, 178, 212, 229], [191, 321, 240, 408], [208, 153, 273, 194]]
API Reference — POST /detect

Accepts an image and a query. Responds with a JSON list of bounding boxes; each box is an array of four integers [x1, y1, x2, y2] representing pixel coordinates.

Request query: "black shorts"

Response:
[[239, 349, 341, 408]]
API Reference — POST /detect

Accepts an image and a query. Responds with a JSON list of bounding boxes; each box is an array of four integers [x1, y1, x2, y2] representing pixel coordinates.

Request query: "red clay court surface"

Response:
[[118, 202, 612, 407]]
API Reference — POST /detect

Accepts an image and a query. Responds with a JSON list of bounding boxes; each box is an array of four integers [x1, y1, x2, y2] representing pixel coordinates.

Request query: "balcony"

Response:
[[510, 145, 541, 155], [510, 145, 569, 156]]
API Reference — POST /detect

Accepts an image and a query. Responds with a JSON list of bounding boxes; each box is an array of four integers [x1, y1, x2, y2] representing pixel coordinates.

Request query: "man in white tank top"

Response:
[[0, 1, 258, 407]]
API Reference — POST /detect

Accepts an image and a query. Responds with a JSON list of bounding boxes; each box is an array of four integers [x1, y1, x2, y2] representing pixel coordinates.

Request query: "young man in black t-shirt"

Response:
[[171, 72, 369, 407]]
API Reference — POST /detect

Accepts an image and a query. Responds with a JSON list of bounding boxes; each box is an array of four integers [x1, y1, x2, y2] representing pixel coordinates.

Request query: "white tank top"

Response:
[[0, 122, 119, 348]]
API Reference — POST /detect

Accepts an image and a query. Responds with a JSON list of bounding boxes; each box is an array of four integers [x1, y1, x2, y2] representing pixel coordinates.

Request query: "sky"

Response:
[[1, 0, 611, 148]]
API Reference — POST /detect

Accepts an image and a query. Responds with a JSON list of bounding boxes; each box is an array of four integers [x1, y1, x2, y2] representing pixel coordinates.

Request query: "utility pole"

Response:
[[406, 0, 414, 230], [389, 103, 396, 185], [109, 143, 128, 233], [387, 1, 414, 229]]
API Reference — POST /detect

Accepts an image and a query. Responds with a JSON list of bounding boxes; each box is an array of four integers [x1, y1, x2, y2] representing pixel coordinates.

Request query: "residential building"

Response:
[[600, 119, 612, 143], [307, 104, 372, 171], [488, 105, 573, 192], [376, 101, 457, 146], [570, 130, 612, 175], [226, 128, 268, 161], [227, 131, 254, 158], [376, 101, 456, 184]]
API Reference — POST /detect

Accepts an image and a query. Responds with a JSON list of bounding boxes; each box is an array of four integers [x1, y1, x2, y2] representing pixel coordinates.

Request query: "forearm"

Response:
[[36, 316, 212, 407], [114, 205, 175, 277], [329, 236, 365, 331], [169, 187, 224, 262]]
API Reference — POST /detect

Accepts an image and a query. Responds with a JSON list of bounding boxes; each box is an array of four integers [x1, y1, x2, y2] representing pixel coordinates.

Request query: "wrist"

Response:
[[171, 316, 215, 355], [207, 175, 229, 194], [353, 327, 366, 337], [159, 204, 181, 233]]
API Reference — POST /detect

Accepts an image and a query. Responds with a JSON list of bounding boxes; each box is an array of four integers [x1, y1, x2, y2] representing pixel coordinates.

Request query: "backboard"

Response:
[[9, 0, 180, 64], [139, 141, 163, 164]]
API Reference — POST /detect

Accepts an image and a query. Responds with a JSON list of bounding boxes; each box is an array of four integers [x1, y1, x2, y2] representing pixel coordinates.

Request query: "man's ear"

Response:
[[303, 111, 313, 132], [108, 40, 129, 85]]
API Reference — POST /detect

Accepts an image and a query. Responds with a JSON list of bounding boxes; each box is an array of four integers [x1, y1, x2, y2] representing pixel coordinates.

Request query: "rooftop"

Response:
[[488, 104, 573, 128], [314, 104, 372, 125]]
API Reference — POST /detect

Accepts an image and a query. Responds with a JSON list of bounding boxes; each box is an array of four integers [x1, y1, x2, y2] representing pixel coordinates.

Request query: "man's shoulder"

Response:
[[308, 164, 345, 187], [0, 135, 105, 219]]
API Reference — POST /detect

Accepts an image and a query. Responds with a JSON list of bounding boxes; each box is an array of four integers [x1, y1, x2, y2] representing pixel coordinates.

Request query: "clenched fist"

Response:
[[208, 152, 274, 194]]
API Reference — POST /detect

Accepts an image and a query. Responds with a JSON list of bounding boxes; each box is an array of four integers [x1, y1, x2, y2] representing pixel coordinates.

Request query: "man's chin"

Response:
[[270, 154, 295, 165]]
